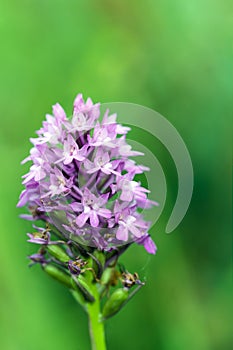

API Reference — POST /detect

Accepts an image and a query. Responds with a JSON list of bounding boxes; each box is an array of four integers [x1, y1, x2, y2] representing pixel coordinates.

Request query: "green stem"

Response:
[[86, 284, 106, 350]]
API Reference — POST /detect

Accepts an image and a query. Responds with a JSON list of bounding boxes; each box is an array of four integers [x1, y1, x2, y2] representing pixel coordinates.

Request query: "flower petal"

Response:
[[90, 211, 99, 227], [76, 212, 89, 227], [116, 226, 128, 241]]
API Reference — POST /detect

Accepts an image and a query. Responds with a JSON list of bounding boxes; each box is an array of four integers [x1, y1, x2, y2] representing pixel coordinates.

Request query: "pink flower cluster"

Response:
[[18, 94, 157, 254]]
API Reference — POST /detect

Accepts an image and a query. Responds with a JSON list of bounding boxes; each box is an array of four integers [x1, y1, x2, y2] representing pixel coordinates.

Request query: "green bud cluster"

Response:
[[30, 227, 144, 321]]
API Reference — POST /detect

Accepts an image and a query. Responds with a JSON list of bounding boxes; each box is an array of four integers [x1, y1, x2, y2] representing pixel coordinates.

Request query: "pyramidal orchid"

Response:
[[17, 94, 158, 350]]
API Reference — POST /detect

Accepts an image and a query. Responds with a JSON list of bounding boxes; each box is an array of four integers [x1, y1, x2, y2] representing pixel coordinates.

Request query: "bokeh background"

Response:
[[0, 1, 231, 349]]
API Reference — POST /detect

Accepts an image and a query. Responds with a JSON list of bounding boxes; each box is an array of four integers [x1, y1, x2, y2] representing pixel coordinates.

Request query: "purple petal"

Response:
[[70, 202, 83, 212], [137, 235, 157, 254], [17, 190, 27, 207], [120, 190, 134, 202], [90, 211, 99, 227], [52, 103, 66, 121], [76, 212, 89, 227], [98, 208, 112, 218], [73, 93, 84, 112], [129, 225, 142, 238], [116, 226, 128, 241]]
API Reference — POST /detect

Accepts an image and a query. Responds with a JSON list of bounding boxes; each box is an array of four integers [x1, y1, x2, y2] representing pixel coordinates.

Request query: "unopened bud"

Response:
[[43, 264, 73, 289], [72, 275, 95, 303], [102, 288, 129, 320], [101, 267, 120, 287], [47, 245, 70, 263], [91, 250, 106, 279]]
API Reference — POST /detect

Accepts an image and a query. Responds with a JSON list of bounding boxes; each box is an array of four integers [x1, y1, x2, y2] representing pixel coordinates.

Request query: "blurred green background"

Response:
[[0, 1, 231, 349]]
